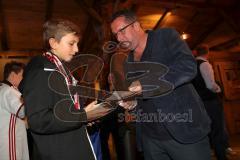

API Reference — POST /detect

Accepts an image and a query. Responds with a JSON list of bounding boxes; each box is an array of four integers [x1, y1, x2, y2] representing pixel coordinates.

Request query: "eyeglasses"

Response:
[[113, 20, 136, 38]]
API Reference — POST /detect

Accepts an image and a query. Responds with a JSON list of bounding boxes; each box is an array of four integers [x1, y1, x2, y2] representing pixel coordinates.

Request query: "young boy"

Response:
[[20, 19, 110, 160]]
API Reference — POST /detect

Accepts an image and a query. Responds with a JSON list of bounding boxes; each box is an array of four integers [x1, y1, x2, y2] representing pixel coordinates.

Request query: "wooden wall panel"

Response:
[[224, 100, 240, 135], [210, 51, 240, 135], [2, 0, 46, 50]]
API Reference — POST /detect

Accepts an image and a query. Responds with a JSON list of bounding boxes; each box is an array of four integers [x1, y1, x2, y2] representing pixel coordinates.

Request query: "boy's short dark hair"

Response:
[[110, 9, 137, 23], [195, 44, 209, 56], [43, 19, 81, 50], [3, 61, 25, 80]]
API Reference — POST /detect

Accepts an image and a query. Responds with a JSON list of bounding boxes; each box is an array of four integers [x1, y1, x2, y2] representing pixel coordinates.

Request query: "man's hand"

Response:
[[118, 100, 137, 110], [117, 81, 141, 110], [211, 84, 221, 93], [129, 80, 142, 94], [84, 101, 112, 121]]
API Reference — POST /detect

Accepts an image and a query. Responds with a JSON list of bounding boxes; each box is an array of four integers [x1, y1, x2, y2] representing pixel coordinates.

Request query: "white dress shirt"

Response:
[[196, 56, 221, 93]]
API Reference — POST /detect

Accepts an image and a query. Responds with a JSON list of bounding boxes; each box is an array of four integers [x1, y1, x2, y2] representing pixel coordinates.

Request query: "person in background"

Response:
[[0, 61, 29, 160], [192, 44, 228, 160], [19, 19, 111, 160], [100, 72, 140, 160], [110, 9, 211, 160]]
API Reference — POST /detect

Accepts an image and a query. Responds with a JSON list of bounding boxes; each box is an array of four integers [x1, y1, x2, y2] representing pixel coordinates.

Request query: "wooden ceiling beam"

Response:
[[191, 17, 222, 49], [153, 9, 171, 30], [132, 0, 235, 9], [181, 10, 199, 32], [0, 50, 41, 56], [111, 0, 139, 13], [113, 0, 120, 13], [130, 3, 139, 13], [45, 0, 54, 21], [79, 20, 92, 52], [75, 0, 103, 24], [0, 0, 8, 51], [218, 9, 240, 34], [210, 36, 240, 50]]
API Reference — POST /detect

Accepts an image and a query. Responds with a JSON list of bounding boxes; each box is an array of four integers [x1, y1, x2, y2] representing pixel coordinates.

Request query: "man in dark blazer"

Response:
[[110, 9, 211, 160]]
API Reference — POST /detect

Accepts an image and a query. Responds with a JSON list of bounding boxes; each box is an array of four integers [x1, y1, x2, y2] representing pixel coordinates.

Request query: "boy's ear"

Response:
[[49, 38, 57, 49]]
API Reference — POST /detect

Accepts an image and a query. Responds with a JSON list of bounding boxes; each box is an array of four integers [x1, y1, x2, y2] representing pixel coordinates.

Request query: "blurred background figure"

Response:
[[192, 44, 234, 160], [0, 61, 29, 160]]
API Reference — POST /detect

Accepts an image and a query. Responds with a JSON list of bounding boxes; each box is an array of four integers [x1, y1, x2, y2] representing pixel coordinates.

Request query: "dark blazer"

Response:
[[20, 56, 96, 160], [127, 28, 211, 144]]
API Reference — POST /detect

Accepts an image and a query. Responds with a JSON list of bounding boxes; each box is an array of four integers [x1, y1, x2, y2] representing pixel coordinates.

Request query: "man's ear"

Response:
[[133, 22, 141, 31], [49, 38, 57, 49]]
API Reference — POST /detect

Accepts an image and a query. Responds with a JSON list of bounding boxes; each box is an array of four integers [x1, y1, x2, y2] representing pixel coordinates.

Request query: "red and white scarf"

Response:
[[43, 51, 80, 110]]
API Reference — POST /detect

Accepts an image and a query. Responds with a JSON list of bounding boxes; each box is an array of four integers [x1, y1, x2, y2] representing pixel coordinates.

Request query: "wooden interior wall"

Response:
[[210, 51, 240, 135]]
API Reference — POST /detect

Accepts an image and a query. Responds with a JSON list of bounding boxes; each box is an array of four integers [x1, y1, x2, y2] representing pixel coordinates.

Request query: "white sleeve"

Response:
[[5, 87, 25, 118], [199, 62, 221, 93]]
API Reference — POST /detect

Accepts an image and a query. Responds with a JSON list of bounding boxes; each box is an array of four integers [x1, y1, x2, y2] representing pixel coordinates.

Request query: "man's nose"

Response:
[[116, 33, 124, 42]]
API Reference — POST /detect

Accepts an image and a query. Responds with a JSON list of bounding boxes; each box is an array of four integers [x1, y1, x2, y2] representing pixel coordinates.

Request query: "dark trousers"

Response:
[[204, 98, 228, 160], [100, 113, 122, 160], [100, 119, 144, 160], [100, 107, 134, 160], [142, 134, 211, 160]]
